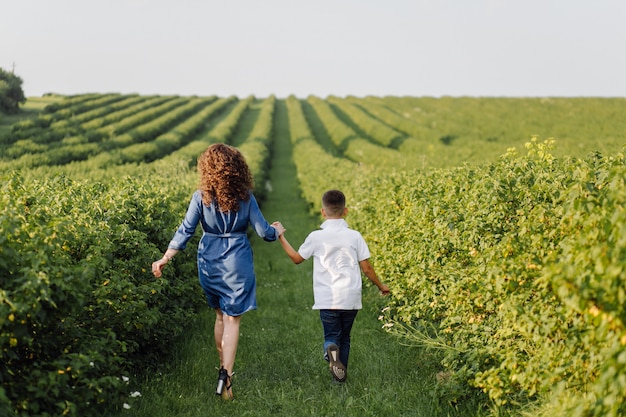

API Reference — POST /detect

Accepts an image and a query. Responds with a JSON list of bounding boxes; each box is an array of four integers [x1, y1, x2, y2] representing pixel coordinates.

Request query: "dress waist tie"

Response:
[[203, 232, 246, 238]]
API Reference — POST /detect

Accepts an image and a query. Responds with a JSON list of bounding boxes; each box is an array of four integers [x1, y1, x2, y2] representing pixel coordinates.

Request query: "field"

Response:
[[1, 94, 626, 417]]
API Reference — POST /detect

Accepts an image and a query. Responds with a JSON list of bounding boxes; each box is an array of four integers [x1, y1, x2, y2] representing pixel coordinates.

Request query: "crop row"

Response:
[[0, 95, 281, 416], [49, 95, 147, 131], [0, 93, 211, 415], [237, 96, 277, 201], [304, 96, 411, 170], [347, 142, 626, 417], [3, 93, 626, 417], [279, 96, 626, 416], [0, 96, 189, 165], [327, 95, 405, 147], [4, 95, 626, 178], [284, 95, 358, 209], [13, 92, 623, 195], [0, 97, 215, 170], [3, 94, 137, 145], [0, 169, 203, 416]]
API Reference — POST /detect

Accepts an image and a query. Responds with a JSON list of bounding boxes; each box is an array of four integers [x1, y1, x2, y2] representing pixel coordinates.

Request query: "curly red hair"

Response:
[[197, 143, 253, 212]]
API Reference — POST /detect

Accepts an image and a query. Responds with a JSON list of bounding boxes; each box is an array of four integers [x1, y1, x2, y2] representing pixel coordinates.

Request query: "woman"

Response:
[[152, 143, 278, 400]]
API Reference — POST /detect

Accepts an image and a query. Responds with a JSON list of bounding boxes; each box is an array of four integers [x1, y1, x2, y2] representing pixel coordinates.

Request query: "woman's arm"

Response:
[[168, 191, 203, 250], [152, 192, 201, 278], [152, 248, 180, 277], [248, 193, 278, 241]]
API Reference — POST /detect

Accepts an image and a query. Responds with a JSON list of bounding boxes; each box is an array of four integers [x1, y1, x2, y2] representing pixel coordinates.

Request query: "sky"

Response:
[[2, 0, 625, 98]]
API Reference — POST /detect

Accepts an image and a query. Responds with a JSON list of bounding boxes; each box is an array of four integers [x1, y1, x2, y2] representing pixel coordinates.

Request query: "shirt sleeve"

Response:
[[248, 192, 277, 242], [356, 231, 371, 261], [297, 233, 315, 260], [168, 191, 202, 250]]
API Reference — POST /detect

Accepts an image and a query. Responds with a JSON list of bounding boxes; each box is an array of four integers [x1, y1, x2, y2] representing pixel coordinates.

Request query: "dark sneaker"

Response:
[[326, 344, 347, 382]]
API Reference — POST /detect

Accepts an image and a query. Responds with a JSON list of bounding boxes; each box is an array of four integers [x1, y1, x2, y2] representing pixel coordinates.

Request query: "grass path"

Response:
[[122, 101, 487, 416]]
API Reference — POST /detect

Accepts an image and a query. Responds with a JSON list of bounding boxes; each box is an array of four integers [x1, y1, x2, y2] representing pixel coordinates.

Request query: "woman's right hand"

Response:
[[152, 258, 168, 278]]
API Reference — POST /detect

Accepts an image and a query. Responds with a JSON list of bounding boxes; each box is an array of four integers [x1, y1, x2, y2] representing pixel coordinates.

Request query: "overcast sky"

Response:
[[2, 0, 625, 98]]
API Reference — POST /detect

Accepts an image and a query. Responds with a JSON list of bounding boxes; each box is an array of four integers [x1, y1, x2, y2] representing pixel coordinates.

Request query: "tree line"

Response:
[[0, 67, 26, 114]]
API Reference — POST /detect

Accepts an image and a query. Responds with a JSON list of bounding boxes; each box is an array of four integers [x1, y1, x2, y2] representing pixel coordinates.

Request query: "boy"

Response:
[[272, 190, 389, 382]]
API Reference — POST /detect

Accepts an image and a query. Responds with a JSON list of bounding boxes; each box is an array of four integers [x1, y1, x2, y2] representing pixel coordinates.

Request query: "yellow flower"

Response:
[[589, 305, 601, 317]]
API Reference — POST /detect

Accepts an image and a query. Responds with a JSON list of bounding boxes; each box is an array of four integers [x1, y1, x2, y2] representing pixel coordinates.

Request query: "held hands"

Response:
[[272, 221, 286, 236]]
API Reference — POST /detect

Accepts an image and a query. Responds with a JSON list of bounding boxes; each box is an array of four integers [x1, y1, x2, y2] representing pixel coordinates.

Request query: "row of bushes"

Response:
[[49, 95, 146, 131], [284, 95, 357, 212], [0, 98, 217, 172], [96, 97, 236, 166], [0, 96, 193, 169], [1, 95, 278, 416], [327, 95, 405, 147], [80, 96, 174, 132], [304, 95, 410, 170], [18, 96, 263, 185], [282, 101, 626, 416], [345, 95, 432, 141], [347, 141, 626, 416], [1, 170, 203, 416], [239, 96, 277, 201], [2, 95, 128, 146]]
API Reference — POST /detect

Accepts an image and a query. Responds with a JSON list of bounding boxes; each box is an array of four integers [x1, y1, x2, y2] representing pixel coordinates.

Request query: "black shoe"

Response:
[[326, 344, 346, 382], [216, 367, 233, 400]]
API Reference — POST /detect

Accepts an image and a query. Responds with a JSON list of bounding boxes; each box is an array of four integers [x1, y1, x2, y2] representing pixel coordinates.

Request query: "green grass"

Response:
[[113, 102, 499, 417]]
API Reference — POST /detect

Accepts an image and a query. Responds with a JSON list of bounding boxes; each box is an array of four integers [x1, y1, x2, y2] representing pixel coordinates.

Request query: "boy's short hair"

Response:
[[322, 190, 346, 217]]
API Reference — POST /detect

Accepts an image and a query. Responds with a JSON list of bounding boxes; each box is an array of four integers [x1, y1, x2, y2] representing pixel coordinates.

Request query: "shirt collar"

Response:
[[320, 218, 348, 230]]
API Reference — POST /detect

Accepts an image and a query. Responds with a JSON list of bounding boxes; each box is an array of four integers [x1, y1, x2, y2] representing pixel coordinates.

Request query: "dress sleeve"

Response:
[[248, 193, 277, 242], [168, 191, 202, 250]]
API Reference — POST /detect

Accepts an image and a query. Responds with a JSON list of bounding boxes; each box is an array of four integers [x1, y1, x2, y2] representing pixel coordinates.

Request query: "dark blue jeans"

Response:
[[320, 309, 358, 368]]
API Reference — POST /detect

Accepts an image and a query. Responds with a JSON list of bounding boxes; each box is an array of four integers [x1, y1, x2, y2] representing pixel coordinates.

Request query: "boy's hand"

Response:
[[379, 284, 390, 296], [272, 221, 286, 236]]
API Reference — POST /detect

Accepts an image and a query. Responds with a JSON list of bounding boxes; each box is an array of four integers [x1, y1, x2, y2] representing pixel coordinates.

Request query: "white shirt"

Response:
[[298, 219, 371, 310]]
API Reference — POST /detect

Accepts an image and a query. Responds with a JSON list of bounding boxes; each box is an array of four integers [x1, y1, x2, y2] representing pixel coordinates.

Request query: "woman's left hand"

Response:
[[272, 221, 286, 236]]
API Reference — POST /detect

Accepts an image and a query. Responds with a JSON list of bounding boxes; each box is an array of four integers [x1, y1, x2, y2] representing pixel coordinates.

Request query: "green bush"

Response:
[[347, 140, 626, 416], [0, 171, 203, 416]]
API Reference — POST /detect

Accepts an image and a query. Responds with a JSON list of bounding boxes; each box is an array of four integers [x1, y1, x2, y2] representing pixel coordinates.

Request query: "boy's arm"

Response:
[[272, 222, 305, 264], [278, 235, 306, 264], [359, 259, 390, 295]]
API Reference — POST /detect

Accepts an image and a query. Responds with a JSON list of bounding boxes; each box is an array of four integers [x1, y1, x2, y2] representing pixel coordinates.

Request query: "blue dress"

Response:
[[168, 190, 277, 316]]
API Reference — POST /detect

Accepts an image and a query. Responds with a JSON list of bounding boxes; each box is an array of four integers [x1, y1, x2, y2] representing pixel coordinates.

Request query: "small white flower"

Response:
[[122, 376, 130, 383], [130, 391, 142, 398], [123, 403, 131, 410], [89, 362, 95, 367]]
